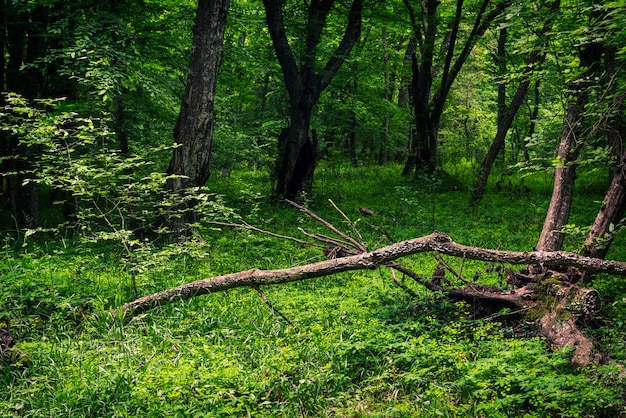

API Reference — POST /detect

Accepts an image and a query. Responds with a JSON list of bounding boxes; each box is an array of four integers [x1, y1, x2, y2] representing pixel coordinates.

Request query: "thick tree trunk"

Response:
[[273, 99, 319, 199], [401, 0, 437, 176], [536, 96, 583, 251], [1, 3, 48, 229], [264, 0, 362, 199], [164, 0, 229, 236]]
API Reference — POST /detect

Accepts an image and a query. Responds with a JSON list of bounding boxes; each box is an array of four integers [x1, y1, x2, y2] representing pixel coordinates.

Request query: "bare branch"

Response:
[[328, 199, 367, 251], [208, 220, 321, 249], [116, 231, 626, 318], [286, 199, 365, 252]]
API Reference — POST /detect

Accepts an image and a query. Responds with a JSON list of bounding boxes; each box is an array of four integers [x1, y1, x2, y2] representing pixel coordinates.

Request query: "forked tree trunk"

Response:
[[264, 0, 362, 199], [401, 0, 509, 176], [164, 0, 229, 237]]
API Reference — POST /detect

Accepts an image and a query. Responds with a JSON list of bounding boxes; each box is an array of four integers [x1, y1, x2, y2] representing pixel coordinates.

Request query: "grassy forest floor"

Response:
[[1, 163, 626, 417]]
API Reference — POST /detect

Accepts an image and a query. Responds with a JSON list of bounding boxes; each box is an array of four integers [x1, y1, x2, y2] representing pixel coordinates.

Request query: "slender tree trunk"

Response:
[[523, 80, 541, 163], [496, 27, 507, 167], [536, 42, 604, 251], [581, 47, 626, 261], [164, 0, 229, 237], [472, 1, 559, 206], [471, 51, 542, 205], [0, 0, 7, 207], [378, 27, 392, 166], [582, 151, 626, 260]]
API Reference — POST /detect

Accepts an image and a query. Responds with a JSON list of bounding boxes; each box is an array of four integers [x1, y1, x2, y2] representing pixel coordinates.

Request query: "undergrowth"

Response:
[[1, 163, 625, 417]]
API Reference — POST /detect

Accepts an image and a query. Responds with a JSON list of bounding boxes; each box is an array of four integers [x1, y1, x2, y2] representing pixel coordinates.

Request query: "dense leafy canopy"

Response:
[[1, 0, 625, 415]]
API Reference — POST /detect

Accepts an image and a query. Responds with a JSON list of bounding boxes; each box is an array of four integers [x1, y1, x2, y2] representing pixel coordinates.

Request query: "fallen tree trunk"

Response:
[[119, 231, 624, 313], [116, 226, 626, 367]]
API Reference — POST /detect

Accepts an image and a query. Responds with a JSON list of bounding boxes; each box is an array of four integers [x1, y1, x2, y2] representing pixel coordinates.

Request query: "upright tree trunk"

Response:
[[495, 27, 507, 167], [401, 0, 509, 176], [401, 0, 437, 176], [536, 42, 604, 251], [263, 0, 362, 199], [581, 47, 626, 261], [1, 3, 49, 229], [164, 0, 230, 237]]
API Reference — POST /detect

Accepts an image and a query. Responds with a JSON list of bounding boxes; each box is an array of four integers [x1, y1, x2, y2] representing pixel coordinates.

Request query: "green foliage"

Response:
[[2, 0, 626, 415], [1, 165, 625, 417]]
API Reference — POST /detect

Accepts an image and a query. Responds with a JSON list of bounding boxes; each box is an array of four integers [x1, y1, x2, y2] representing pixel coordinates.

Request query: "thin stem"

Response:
[[253, 285, 295, 327]]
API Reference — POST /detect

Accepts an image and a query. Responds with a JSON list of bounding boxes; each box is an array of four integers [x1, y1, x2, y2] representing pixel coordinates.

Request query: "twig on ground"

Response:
[[252, 285, 296, 328], [432, 253, 475, 287], [389, 268, 419, 298]]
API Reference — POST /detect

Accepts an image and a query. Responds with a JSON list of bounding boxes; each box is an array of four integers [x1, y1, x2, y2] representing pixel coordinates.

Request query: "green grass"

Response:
[[1, 163, 625, 417]]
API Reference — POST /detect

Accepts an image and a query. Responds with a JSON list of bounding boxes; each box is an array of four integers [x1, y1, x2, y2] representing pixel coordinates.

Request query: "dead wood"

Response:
[[116, 202, 626, 368], [117, 230, 625, 318]]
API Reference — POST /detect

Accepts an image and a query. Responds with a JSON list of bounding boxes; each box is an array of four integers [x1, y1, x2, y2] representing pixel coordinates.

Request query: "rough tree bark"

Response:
[[117, 199, 625, 367], [536, 42, 604, 252], [581, 47, 626, 261], [164, 0, 230, 237], [119, 230, 623, 319], [263, 0, 362, 199]]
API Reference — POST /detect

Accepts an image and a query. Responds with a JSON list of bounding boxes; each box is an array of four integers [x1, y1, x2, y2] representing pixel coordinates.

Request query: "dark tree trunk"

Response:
[[1, 3, 49, 229], [401, 0, 509, 176], [401, 0, 437, 175], [114, 90, 129, 156], [471, 49, 546, 205], [263, 0, 362, 199], [0, 0, 5, 95], [164, 0, 230, 237], [536, 42, 604, 252]]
